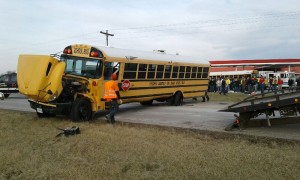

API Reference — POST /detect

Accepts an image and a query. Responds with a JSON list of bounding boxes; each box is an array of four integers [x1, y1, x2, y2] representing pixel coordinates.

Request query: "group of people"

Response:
[[208, 75, 298, 95]]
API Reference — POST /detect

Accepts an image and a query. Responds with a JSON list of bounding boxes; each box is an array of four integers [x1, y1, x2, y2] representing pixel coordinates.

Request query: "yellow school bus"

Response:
[[17, 44, 210, 121]]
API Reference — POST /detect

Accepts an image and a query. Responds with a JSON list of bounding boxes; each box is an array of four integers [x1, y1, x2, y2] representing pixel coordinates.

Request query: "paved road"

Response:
[[1, 93, 300, 141]]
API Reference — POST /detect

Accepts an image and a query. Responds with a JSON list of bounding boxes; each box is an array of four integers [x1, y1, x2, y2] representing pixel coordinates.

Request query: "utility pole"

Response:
[[100, 30, 114, 46]]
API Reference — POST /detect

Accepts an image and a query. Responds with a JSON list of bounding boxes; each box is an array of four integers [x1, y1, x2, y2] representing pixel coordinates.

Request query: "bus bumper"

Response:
[[28, 99, 71, 115]]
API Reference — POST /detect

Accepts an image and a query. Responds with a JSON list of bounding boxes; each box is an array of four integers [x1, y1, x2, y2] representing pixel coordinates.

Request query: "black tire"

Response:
[[71, 98, 92, 121], [174, 92, 183, 106], [4, 94, 10, 98], [140, 100, 153, 106]]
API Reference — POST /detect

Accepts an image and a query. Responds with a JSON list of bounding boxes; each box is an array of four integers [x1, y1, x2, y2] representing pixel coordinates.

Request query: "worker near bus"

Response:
[[103, 73, 122, 124], [259, 75, 265, 96], [277, 77, 284, 94]]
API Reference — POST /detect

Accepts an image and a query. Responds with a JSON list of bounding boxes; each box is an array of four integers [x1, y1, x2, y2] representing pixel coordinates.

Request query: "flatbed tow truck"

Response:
[[220, 90, 300, 129]]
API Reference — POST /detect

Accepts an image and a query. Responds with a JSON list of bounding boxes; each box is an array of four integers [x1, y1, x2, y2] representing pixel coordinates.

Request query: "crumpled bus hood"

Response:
[[17, 55, 66, 102]]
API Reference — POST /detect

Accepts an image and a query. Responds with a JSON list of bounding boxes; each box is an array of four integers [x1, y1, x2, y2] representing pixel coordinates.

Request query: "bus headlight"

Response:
[[48, 91, 59, 102]]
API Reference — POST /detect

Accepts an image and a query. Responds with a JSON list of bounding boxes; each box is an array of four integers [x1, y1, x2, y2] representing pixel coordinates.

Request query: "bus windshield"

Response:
[[61, 55, 102, 78]]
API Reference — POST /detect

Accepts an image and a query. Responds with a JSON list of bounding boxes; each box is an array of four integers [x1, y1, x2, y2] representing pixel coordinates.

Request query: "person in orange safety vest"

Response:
[[104, 73, 122, 124]]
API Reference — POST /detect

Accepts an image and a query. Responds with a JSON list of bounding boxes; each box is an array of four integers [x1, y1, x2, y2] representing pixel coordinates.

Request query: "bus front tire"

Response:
[[174, 92, 183, 106], [4, 94, 10, 98], [71, 98, 92, 121], [140, 100, 153, 106]]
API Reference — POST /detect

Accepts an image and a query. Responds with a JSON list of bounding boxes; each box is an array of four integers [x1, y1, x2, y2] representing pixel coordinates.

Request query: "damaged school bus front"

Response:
[[17, 55, 66, 117], [18, 55, 65, 102]]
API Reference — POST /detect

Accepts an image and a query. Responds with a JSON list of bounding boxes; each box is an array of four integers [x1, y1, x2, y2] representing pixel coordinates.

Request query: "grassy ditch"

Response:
[[1, 110, 300, 179], [207, 92, 249, 102]]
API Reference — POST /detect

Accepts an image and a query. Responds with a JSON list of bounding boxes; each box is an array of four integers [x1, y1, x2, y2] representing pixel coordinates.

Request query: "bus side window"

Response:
[[172, 66, 179, 78], [147, 64, 156, 79], [164, 65, 172, 79], [186, 66, 191, 78], [124, 63, 137, 79], [138, 64, 147, 79], [202, 67, 209, 78], [179, 66, 185, 78], [191, 67, 197, 78], [156, 65, 164, 79], [197, 67, 203, 78]]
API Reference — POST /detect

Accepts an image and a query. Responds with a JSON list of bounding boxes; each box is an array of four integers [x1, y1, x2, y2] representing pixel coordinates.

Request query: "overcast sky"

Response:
[[0, 0, 300, 74]]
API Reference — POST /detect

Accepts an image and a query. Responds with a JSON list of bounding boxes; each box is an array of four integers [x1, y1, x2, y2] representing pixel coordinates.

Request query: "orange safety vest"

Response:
[[104, 80, 119, 102]]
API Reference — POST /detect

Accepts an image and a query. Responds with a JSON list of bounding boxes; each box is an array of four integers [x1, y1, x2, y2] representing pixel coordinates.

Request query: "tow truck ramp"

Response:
[[220, 90, 300, 129]]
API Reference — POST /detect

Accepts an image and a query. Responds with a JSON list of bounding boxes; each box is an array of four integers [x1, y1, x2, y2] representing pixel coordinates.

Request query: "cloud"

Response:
[[0, 0, 300, 74]]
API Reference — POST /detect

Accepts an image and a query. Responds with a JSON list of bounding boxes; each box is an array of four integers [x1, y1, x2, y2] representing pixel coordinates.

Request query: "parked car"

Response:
[[0, 72, 18, 98]]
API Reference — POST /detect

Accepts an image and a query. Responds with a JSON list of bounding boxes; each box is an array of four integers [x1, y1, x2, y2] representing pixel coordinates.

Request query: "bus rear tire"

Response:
[[174, 92, 183, 106], [71, 98, 92, 121], [4, 94, 10, 98]]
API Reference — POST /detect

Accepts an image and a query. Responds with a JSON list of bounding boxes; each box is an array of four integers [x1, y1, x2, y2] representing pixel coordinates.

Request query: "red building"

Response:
[[209, 59, 300, 76]]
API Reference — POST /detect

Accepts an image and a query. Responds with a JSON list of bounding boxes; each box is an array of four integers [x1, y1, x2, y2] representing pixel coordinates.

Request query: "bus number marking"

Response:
[[73, 48, 89, 55]]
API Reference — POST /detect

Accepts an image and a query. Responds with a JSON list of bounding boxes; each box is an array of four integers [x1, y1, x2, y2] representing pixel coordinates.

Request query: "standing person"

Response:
[[208, 77, 213, 92], [103, 73, 122, 124], [212, 78, 217, 92], [273, 77, 278, 94], [277, 77, 284, 94], [259, 75, 265, 96], [247, 77, 253, 94], [241, 77, 246, 93], [268, 77, 273, 92], [288, 78, 294, 92], [233, 78, 239, 93], [296, 77, 300, 91], [253, 77, 258, 92], [219, 78, 226, 95], [225, 77, 231, 93], [216, 78, 222, 93]]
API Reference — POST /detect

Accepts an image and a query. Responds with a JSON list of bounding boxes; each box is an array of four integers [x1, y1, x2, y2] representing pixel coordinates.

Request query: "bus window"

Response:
[[191, 67, 197, 78], [156, 65, 164, 79], [197, 67, 203, 78], [138, 64, 147, 79], [147, 64, 156, 79], [164, 65, 172, 79], [179, 66, 185, 78], [172, 66, 179, 78], [202, 67, 209, 78], [104, 62, 119, 80], [124, 63, 137, 79], [186, 66, 191, 78]]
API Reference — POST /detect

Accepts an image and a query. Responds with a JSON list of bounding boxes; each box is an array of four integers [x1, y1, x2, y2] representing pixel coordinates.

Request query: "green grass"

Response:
[[208, 92, 250, 102], [1, 110, 300, 179]]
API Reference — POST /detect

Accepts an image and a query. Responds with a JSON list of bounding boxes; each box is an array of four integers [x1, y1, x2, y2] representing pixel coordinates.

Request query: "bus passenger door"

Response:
[[104, 62, 120, 80]]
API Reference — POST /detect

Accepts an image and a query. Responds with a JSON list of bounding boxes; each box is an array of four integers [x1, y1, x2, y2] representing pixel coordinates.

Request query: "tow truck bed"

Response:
[[220, 90, 300, 129]]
